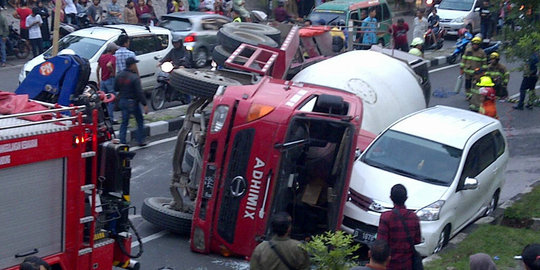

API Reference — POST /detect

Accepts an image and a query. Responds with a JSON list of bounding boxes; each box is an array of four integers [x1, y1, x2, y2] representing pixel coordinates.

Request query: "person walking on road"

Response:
[[26, 7, 43, 58], [460, 36, 487, 111], [97, 42, 118, 123], [115, 57, 148, 146], [413, 9, 428, 40], [351, 239, 391, 270], [250, 212, 310, 270], [486, 52, 509, 99], [114, 34, 135, 72], [390, 18, 409, 52], [377, 184, 421, 270], [0, 9, 8, 67], [514, 52, 539, 110]]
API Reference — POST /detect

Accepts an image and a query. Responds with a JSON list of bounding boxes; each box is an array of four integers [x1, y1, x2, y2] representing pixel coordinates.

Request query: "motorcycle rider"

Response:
[[427, 8, 440, 45], [486, 52, 509, 99], [460, 36, 487, 111], [157, 36, 191, 104]]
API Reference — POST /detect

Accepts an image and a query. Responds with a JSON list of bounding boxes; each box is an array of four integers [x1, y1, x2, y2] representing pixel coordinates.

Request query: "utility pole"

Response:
[[51, 0, 62, 56]]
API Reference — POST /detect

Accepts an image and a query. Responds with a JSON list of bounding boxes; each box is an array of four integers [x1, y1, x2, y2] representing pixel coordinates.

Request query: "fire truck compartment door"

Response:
[[0, 158, 64, 269]]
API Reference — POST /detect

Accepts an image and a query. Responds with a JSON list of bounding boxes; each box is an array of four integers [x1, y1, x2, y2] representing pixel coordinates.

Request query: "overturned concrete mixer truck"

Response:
[[141, 43, 430, 259]]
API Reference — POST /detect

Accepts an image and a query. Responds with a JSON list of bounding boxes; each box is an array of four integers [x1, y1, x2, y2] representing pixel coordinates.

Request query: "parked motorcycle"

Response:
[[447, 28, 502, 64], [6, 23, 30, 59], [150, 61, 191, 110], [59, 13, 93, 38]]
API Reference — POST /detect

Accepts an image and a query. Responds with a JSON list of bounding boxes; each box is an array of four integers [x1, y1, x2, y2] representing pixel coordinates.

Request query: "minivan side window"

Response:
[[155, 34, 169, 51], [458, 133, 496, 190], [129, 36, 156, 56], [492, 130, 505, 158]]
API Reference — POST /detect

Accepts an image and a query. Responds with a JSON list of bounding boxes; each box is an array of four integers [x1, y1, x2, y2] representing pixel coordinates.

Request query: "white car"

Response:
[[19, 25, 173, 92], [342, 106, 508, 256], [436, 0, 481, 35]]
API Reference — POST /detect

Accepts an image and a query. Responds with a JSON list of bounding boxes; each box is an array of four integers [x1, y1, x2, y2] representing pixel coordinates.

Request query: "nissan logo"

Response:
[[230, 176, 247, 197]]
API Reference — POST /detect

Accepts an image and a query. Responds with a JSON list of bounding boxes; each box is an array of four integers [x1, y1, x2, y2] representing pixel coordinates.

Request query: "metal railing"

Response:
[[0, 100, 86, 131]]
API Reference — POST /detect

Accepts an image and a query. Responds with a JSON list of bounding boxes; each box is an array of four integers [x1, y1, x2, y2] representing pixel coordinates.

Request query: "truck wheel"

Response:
[[212, 45, 247, 67], [141, 197, 192, 235], [169, 68, 241, 98], [223, 22, 281, 44], [217, 28, 278, 52]]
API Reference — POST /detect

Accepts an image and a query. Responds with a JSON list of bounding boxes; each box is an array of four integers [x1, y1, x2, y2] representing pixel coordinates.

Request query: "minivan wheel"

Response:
[[485, 191, 499, 216], [433, 225, 450, 254]]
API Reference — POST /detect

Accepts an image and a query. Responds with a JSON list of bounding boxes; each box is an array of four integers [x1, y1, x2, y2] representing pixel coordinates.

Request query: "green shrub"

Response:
[[301, 231, 361, 270]]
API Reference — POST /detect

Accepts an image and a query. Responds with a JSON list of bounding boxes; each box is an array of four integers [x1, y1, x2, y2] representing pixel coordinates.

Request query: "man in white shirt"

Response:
[[26, 7, 43, 58]]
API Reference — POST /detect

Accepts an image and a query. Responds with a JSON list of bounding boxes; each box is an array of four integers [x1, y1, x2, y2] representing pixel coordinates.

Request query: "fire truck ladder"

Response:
[[225, 43, 280, 76]]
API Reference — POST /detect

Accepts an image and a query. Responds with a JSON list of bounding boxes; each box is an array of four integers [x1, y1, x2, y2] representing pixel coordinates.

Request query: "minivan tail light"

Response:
[[184, 33, 196, 43], [246, 104, 275, 122]]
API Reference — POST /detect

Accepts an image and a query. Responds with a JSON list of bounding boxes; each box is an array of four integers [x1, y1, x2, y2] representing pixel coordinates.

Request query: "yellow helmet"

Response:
[[472, 37, 482, 44], [409, 48, 422, 56], [476, 76, 495, 87], [490, 52, 500, 59]]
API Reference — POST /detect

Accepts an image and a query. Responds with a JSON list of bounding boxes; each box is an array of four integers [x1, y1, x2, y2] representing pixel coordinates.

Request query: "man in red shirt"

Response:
[[377, 184, 421, 270], [389, 18, 409, 52], [97, 42, 119, 123], [13, 0, 32, 40]]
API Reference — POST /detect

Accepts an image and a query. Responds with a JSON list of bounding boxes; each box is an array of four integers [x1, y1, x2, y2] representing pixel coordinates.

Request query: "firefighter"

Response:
[[409, 37, 424, 57], [477, 76, 498, 118], [460, 36, 488, 110], [486, 52, 509, 99]]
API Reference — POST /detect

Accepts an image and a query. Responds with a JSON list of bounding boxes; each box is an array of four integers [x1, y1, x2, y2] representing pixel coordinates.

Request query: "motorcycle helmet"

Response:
[[458, 28, 468, 37], [479, 86, 496, 100], [490, 52, 500, 59], [471, 36, 482, 44], [411, 37, 424, 47]]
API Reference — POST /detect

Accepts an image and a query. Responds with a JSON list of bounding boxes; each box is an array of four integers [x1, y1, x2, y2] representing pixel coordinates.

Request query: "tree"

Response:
[[301, 231, 361, 270]]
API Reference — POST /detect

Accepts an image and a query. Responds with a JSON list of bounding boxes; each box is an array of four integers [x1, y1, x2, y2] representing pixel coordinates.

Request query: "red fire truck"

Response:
[[1, 55, 140, 269]]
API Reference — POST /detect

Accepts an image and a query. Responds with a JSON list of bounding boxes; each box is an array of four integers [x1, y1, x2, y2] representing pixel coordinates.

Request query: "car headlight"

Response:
[[210, 105, 229, 133], [193, 227, 205, 251], [160, 62, 174, 73], [451, 17, 465, 23], [416, 200, 445, 221]]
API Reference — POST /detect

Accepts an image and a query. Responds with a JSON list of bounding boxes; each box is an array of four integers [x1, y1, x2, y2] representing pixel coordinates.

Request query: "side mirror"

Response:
[[462, 177, 478, 190], [474, 7, 480, 12]]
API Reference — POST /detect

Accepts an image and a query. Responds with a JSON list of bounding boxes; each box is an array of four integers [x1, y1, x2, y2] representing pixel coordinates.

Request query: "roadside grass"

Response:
[[503, 184, 540, 220], [424, 224, 539, 270]]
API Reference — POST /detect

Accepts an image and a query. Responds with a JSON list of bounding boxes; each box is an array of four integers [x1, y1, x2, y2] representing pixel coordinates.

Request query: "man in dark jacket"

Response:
[[250, 212, 310, 270], [115, 57, 148, 146]]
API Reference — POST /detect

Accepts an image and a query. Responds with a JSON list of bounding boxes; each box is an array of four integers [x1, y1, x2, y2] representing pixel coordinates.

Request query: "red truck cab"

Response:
[[190, 76, 365, 257]]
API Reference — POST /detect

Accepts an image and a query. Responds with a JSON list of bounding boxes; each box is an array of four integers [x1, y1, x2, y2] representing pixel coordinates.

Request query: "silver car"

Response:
[[160, 12, 231, 68]]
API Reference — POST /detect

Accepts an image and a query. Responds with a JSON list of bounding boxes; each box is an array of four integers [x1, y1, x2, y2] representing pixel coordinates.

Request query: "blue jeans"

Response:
[[100, 78, 116, 121], [0, 36, 6, 64], [119, 98, 145, 144], [481, 22, 490, 39]]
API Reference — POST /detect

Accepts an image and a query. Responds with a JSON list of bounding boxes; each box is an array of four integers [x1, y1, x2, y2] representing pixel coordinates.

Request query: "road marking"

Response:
[[429, 63, 460, 74], [130, 136, 177, 151], [131, 230, 168, 248]]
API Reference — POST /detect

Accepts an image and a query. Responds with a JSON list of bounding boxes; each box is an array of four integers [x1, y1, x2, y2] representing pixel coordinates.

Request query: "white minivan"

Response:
[[436, 0, 481, 35], [342, 106, 508, 256]]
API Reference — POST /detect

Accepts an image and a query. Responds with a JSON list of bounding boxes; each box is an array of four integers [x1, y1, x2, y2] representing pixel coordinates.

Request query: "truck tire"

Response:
[[141, 197, 192, 235], [223, 22, 281, 45], [169, 68, 241, 98], [217, 28, 278, 52], [212, 45, 247, 67]]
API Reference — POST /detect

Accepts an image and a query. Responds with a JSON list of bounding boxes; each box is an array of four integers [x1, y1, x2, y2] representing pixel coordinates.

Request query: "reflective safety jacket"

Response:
[[460, 47, 487, 78], [486, 62, 509, 87]]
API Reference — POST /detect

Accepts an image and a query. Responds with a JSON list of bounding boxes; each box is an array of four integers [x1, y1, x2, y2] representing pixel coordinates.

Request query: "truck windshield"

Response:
[[361, 130, 462, 186], [438, 0, 474, 11], [43, 35, 107, 60], [309, 11, 346, 25]]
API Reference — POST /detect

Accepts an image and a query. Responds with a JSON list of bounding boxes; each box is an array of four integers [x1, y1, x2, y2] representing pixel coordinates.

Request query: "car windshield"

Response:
[[43, 35, 106, 60], [160, 18, 192, 31], [309, 10, 346, 25], [361, 130, 462, 186], [438, 0, 474, 11]]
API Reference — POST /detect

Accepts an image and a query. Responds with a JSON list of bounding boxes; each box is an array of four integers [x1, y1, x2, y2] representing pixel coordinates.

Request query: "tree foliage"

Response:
[[301, 231, 361, 270]]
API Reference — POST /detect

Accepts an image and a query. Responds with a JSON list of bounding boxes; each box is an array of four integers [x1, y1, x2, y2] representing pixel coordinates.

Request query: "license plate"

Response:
[[353, 228, 376, 243]]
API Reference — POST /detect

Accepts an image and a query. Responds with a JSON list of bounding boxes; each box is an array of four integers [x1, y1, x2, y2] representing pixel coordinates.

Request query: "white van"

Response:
[[436, 0, 481, 35]]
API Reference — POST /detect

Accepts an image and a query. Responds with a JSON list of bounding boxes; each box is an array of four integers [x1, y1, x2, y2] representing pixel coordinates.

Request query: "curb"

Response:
[[114, 116, 185, 143], [427, 56, 449, 68]]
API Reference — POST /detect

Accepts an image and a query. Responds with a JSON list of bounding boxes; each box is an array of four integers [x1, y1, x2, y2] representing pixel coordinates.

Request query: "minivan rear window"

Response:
[[438, 0, 474, 11], [43, 35, 106, 60], [160, 18, 192, 31], [309, 10, 347, 25]]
